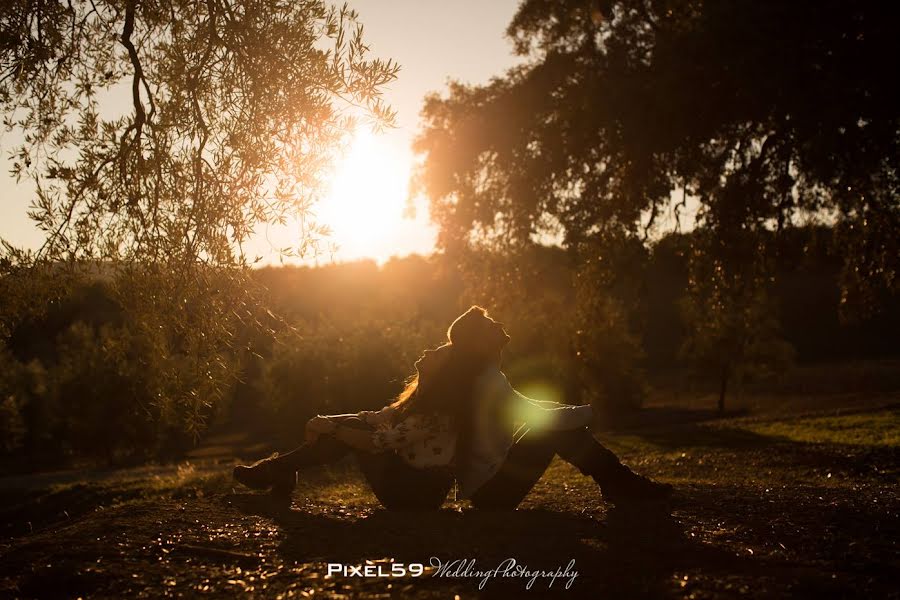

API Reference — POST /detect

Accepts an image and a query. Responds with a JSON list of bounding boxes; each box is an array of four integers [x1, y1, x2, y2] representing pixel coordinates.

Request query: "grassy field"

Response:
[[1, 402, 897, 598]]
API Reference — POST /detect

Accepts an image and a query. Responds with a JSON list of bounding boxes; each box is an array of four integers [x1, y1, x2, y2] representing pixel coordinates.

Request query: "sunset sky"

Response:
[[0, 0, 523, 265]]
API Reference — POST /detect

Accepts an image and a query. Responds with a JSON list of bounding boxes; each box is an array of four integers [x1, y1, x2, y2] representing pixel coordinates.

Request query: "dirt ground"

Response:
[[1, 401, 898, 599]]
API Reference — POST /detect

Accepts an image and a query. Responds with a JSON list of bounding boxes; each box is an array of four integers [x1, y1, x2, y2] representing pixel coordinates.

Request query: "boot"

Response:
[[233, 453, 297, 498], [600, 471, 673, 506], [551, 427, 673, 506]]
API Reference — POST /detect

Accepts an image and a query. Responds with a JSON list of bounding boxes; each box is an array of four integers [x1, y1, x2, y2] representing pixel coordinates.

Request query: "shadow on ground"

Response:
[[228, 493, 763, 598], [630, 421, 899, 482]]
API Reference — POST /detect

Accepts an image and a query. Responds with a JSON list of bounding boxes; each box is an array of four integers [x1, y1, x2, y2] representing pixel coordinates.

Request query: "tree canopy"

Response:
[[1, 0, 398, 266], [414, 0, 899, 309]]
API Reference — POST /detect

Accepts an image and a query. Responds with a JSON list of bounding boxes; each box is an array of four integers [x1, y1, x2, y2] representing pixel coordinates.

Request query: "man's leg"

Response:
[[470, 426, 671, 510], [469, 430, 558, 510], [536, 426, 673, 504]]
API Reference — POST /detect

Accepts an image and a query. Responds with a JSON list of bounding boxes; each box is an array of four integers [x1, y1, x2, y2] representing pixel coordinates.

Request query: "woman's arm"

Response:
[[307, 413, 440, 453], [356, 405, 397, 427], [306, 415, 380, 452]]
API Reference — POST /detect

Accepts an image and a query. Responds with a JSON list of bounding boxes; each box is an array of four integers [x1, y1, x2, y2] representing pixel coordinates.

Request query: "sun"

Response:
[[253, 125, 433, 264], [315, 127, 413, 262]]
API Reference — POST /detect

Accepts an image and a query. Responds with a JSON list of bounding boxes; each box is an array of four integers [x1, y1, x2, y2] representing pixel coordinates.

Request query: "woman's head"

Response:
[[413, 343, 453, 390]]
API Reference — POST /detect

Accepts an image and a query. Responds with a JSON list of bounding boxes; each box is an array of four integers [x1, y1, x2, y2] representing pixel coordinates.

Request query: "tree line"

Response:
[[2, 224, 897, 468]]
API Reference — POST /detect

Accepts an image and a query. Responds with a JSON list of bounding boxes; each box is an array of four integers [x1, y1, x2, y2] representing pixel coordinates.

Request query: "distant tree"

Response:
[[679, 231, 794, 411], [0, 0, 398, 440], [0, 345, 28, 454], [573, 267, 646, 413], [640, 232, 691, 369], [563, 233, 647, 411]]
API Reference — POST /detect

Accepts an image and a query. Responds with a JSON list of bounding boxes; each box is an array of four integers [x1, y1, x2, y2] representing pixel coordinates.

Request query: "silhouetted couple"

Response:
[[234, 306, 672, 510]]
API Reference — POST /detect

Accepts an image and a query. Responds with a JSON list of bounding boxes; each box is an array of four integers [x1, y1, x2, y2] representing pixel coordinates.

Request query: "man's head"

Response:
[[446, 306, 510, 361]]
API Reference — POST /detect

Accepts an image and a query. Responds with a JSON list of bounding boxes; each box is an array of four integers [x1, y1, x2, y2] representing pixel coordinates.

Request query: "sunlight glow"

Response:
[[315, 127, 413, 263]]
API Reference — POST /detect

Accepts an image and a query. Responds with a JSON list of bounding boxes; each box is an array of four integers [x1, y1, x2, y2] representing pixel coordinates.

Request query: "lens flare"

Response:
[[517, 381, 565, 431]]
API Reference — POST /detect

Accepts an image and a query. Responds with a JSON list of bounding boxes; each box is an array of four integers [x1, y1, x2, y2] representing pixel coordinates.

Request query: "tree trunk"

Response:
[[718, 365, 729, 413]]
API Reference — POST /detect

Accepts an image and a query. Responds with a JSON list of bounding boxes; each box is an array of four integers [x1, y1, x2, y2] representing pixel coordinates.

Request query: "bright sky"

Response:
[[0, 0, 523, 265]]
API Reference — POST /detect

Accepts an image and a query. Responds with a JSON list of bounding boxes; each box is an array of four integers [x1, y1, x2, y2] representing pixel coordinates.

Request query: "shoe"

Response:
[[233, 453, 296, 496], [601, 473, 673, 506]]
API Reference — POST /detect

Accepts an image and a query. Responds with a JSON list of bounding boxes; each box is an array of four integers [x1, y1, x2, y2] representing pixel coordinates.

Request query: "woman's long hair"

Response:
[[386, 306, 500, 473]]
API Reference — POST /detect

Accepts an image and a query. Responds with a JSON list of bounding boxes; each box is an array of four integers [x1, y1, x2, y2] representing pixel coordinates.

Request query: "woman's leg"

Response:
[[355, 453, 454, 510], [270, 414, 365, 471], [233, 415, 369, 493], [470, 426, 671, 510], [319, 417, 453, 509]]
